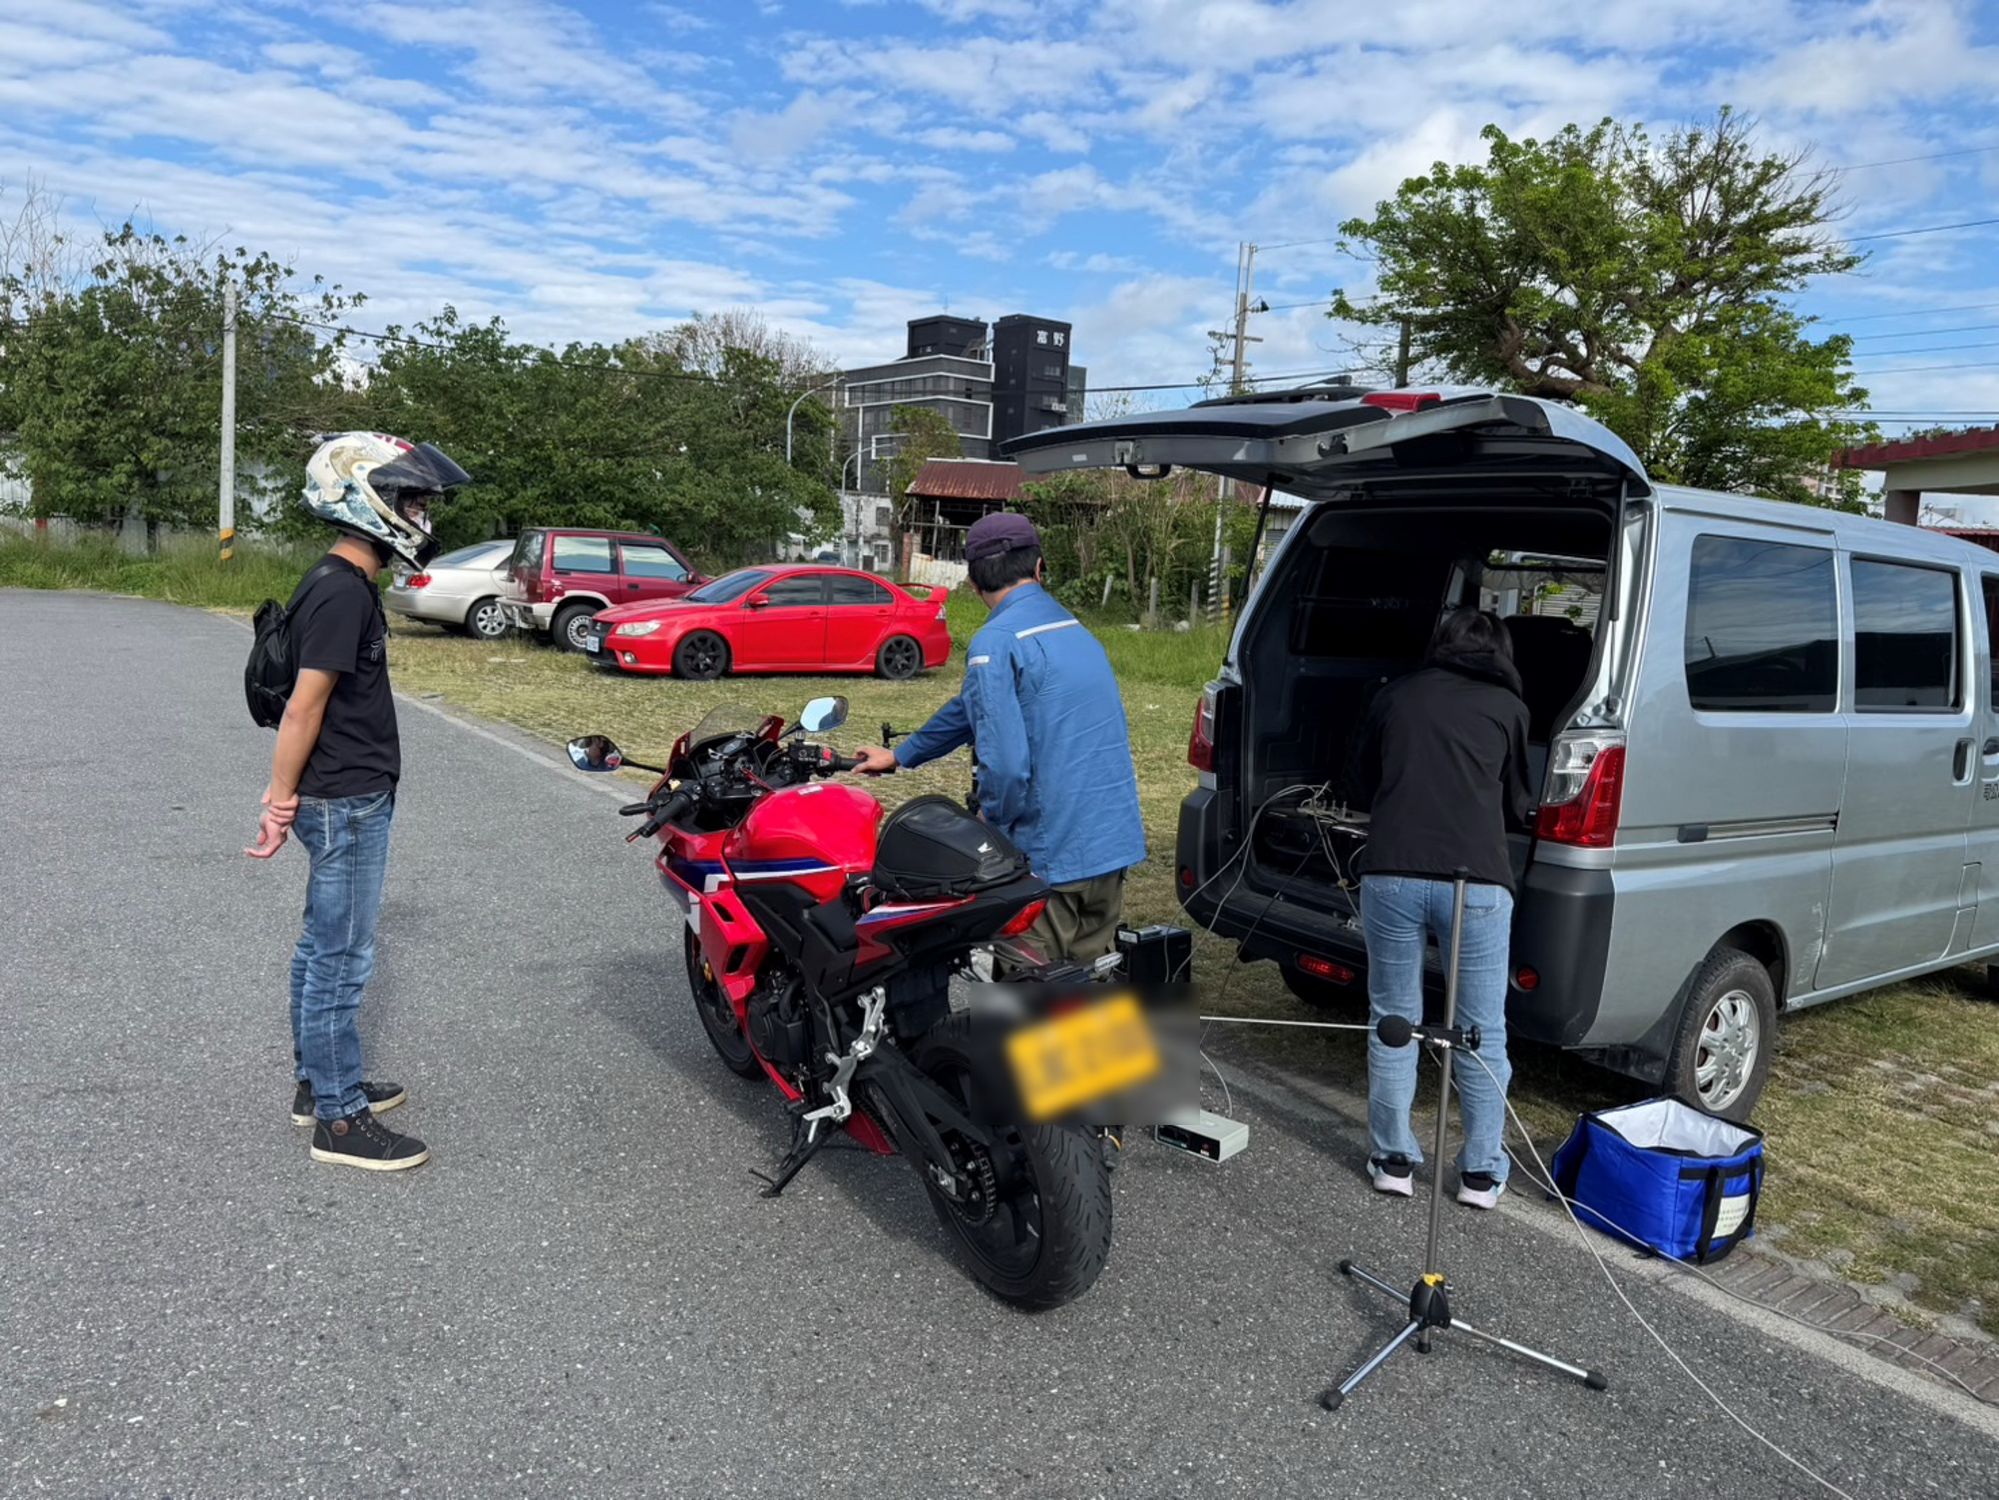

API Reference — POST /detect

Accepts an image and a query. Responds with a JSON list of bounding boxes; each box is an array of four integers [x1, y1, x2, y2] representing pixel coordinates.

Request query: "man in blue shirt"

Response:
[[855, 512, 1146, 962]]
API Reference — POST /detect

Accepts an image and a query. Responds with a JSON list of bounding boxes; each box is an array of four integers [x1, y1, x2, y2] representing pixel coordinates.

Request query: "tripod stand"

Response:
[[1321, 873, 1608, 1411]]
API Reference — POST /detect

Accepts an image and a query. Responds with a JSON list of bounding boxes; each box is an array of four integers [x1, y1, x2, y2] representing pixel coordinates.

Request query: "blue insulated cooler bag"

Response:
[[1550, 1098, 1763, 1264]]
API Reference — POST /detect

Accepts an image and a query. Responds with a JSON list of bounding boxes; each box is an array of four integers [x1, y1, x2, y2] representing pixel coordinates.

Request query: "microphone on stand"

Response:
[[1375, 1014, 1481, 1052]]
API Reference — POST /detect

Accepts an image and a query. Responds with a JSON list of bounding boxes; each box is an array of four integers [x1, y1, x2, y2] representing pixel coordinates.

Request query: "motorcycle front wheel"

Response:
[[904, 1016, 1113, 1311], [686, 928, 761, 1078]]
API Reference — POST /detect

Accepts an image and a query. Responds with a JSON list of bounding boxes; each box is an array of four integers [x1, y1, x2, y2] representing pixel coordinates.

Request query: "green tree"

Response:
[[1, 219, 359, 534], [357, 309, 836, 568], [883, 403, 963, 529], [1331, 110, 1875, 506]]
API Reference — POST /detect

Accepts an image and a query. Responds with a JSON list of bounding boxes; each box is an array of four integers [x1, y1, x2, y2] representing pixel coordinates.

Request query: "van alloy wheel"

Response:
[[1694, 989, 1760, 1113], [1664, 946, 1776, 1123]]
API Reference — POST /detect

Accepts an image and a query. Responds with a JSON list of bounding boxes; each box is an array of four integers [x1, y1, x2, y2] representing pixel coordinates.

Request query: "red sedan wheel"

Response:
[[877, 635, 922, 680], [674, 630, 730, 680]]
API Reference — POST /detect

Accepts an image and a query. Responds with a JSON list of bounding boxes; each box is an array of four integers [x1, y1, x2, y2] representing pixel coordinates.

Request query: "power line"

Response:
[[1850, 358, 1999, 376], [1829, 143, 1999, 173], [1850, 321, 1999, 341], [1853, 339, 1999, 360], [1847, 215, 1999, 243], [1817, 299, 1999, 325]]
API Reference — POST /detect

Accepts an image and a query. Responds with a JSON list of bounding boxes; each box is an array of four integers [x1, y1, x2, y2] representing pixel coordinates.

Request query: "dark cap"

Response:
[[964, 511, 1041, 562]]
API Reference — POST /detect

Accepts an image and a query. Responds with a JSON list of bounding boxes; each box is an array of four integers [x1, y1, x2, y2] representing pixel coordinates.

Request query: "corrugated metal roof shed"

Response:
[[907, 458, 1027, 504]]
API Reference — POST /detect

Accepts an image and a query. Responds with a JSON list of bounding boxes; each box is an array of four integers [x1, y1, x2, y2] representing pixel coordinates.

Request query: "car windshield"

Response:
[[686, 704, 761, 744], [686, 568, 770, 604]]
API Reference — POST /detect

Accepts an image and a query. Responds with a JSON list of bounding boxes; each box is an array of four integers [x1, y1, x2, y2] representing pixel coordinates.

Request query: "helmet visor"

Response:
[[369, 442, 471, 497]]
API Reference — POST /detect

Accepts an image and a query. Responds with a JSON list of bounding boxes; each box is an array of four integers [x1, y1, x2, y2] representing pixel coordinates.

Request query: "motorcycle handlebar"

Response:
[[626, 788, 695, 843]]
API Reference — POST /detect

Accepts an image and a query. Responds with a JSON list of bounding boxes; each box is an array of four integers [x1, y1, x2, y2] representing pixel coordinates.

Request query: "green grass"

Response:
[[0, 533, 322, 610], [11, 541, 1996, 1334]]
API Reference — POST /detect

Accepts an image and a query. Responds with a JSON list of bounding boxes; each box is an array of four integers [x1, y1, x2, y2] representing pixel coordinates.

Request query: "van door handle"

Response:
[[1985, 738, 1999, 756], [1956, 738, 1976, 780]]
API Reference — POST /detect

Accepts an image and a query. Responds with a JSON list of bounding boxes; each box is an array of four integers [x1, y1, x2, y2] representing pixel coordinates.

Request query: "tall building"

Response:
[[837, 313, 1086, 494], [991, 314, 1073, 451]]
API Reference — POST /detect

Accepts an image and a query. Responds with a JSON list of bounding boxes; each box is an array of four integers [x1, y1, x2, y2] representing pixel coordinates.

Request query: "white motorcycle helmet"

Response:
[[302, 432, 471, 571]]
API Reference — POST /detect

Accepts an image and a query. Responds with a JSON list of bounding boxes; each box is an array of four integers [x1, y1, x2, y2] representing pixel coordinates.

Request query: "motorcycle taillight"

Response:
[[999, 899, 1047, 938]]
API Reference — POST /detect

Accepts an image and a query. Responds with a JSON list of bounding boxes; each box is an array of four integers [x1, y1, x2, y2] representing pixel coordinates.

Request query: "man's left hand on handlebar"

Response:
[[850, 746, 898, 775]]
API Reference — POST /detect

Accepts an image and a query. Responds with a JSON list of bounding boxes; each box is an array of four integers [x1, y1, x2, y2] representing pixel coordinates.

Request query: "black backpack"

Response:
[[245, 561, 343, 729]]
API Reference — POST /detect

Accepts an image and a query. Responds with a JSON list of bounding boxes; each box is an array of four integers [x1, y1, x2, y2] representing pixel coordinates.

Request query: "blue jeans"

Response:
[[1360, 875, 1514, 1183], [289, 791, 395, 1121]]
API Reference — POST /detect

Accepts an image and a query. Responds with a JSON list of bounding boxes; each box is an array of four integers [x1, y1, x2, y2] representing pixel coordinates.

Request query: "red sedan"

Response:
[[582, 566, 953, 680]]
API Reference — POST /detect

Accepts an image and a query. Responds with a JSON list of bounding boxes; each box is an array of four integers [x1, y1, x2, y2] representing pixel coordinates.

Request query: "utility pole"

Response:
[[1206, 242, 1264, 621], [1394, 313, 1412, 388], [218, 280, 237, 563]]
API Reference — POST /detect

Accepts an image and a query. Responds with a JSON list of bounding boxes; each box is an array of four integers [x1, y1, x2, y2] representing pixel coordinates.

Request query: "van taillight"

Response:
[[1360, 391, 1441, 413], [1188, 683, 1219, 771], [1536, 735, 1625, 849], [1297, 953, 1355, 985]]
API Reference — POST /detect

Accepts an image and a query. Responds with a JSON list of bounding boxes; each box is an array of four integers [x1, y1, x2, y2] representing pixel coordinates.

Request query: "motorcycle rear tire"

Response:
[[905, 1017, 1113, 1311], [687, 928, 761, 1078]]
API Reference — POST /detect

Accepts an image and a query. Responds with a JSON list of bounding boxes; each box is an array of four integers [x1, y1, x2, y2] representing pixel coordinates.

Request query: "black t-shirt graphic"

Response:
[[290, 554, 400, 798]]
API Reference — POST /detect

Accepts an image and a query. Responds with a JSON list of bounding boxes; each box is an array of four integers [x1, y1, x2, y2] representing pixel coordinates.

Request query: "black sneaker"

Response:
[[291, 1079, 408, 1127], [1367, 1154, 1415, 1197], [309, 1110, 430, 1172]]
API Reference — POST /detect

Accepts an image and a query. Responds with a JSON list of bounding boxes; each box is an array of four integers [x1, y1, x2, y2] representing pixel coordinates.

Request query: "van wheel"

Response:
[[1662, 947, 1776, 1122]]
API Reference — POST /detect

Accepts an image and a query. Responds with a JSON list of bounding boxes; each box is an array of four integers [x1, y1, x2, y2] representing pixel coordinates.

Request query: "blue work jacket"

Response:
[[894, 583, 1147, 886]]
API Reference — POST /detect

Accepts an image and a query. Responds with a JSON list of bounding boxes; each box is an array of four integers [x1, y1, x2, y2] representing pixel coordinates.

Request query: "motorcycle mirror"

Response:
[[798, 696, 849, 734], [567, 735, 624, 772]]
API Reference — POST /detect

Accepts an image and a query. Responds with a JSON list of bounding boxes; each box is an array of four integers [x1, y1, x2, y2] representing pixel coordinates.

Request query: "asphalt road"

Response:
[[4, 589, 1997, 1499]]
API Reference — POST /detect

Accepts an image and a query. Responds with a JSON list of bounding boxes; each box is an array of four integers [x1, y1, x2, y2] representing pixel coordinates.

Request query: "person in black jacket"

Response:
[[1350, 608, 1536, 1209]]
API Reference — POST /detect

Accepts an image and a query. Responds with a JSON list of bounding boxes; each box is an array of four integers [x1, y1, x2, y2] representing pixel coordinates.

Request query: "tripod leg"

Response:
[[1321, 1318, 1425, 1411], [1448, 1312, 1609, 1391], [1338, 1260, 1410, 1306]]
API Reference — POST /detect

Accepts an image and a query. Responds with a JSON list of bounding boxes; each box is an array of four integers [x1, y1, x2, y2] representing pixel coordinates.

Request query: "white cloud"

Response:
[[915, 127, 1015, 153]]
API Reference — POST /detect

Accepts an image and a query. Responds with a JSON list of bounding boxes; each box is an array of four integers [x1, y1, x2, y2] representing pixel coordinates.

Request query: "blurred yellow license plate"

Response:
[[1006, 994, 1160, 1122]]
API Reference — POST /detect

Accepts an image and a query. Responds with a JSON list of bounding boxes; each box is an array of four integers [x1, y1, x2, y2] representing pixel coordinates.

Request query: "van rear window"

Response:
[[1290, 547, 1446, 658], [1684, 535, 1837, 713]]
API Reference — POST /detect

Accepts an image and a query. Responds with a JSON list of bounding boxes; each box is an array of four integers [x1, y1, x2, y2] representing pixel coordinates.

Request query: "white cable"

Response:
[[1199, 1049, 1234, 1117], [1174, 781, 1320, 986], [1198, 1015, 1374, 1032], [1506, 1151, 1987, 1402], [1464, 1050, 1862, 1500]]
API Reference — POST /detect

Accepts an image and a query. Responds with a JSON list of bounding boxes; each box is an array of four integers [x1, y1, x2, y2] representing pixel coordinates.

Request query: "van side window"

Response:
[[1684, 535, 1837, 712], [1982, 577, 1999, 706], [1853, 559, 1960, 711]]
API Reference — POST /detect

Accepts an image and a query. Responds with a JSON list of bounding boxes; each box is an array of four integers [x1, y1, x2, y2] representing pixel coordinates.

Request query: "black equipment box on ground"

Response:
[[1116, 923, 1192, 986]]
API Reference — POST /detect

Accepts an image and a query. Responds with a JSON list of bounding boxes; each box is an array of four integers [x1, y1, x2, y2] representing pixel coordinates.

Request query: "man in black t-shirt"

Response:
[[246, 433, 470, 1172]]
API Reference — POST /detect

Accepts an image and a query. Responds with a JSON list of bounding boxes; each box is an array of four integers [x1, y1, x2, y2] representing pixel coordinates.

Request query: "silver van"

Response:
[[1007, 386, 1999, 1120]]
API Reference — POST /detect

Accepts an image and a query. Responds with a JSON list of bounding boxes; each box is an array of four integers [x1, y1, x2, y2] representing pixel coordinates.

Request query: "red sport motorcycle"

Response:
[[569, 697, 1134, 1309]]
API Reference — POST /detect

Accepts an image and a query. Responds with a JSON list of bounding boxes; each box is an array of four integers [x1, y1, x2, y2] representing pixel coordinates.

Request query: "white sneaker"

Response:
[[1456, 1173, 1506, 1210], [1368, 1156, 1415, 1197]]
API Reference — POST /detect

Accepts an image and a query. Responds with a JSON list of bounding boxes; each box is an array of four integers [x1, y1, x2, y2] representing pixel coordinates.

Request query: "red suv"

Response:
[[501, 529, 706, 651]]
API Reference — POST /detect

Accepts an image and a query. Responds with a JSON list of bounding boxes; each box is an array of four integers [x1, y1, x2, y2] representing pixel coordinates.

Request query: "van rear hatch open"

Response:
[[1004, 387, 1646, 1037], [1005, 388, 1651, 499]]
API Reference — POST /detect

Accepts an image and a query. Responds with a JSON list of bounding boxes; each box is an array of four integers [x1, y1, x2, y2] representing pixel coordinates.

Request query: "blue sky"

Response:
[[2, 0, 1998, 453]]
